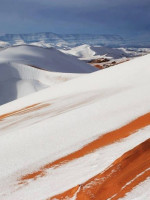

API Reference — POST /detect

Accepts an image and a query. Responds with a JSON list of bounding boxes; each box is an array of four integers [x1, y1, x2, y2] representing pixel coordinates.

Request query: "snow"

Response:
[[0, 54, 150, 199], [61, 44, 102, 60], [1, 54, 150, 115], [30, 41, 52, 48], [0, 45, 95, 105], [0, 62, 80, 105], [1, 126, 148, 200], [0, 45, 95, 73], [0, 32, 150, 49], [119, 177, 150, 200], [0, 33, 125, 48], [61, 44, 149, 61], [0, 41, 9, 48]]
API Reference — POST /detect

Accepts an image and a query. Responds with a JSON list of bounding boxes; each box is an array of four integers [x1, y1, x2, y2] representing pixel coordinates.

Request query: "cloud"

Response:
[[0, 0, 149, 35]]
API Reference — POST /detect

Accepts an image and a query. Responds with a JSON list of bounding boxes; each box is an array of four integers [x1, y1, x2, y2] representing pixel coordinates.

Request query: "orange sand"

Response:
[[51, 139, 150, 200], [93, 64, 104, 69], [0, 103, 50, 121], [20, 112, 150, 183]]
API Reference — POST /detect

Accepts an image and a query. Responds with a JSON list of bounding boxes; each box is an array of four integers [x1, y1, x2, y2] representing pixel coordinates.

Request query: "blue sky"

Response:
[[0, 0, 150, 35]]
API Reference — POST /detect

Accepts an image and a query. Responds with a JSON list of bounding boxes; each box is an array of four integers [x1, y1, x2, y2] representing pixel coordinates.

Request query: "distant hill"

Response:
[[0, 32, 149, 48]]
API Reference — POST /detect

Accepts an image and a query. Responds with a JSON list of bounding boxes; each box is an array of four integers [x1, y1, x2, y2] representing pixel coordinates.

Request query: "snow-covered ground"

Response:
[[0, 45, 95, 73], [0, 54, 150, 200], [0, 45, 96, 105], [61, 44, 150, 61], [61, 44, 102, 61]]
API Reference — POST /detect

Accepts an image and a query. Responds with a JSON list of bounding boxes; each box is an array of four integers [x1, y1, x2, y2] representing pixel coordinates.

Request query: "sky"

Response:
[[0, 0, 150, 36]]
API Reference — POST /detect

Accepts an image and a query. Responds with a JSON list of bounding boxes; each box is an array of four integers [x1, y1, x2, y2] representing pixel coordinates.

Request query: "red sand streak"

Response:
[[50, 139, 150, 200], [48, 186, 79, 200], [20, 112, 150, 183], [93, 64, 104, 70], [0, 103, 50, 121]]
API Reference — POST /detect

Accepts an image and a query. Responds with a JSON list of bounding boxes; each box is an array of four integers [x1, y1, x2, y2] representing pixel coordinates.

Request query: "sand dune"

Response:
[[0, 54, 150, 200], [51, 139, 150, 200], [19, 112, 150, 183], [0, 45, 96, 105]]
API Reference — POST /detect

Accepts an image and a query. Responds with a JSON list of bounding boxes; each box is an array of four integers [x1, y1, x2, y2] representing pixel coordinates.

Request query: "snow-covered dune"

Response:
[[0, 62, 80, 105], [0, 45, 95, 73], [0, 45, 96, 105], [61, 44, 147, 61], [61, 44, 101, 60], [0, 54, 150, 200]]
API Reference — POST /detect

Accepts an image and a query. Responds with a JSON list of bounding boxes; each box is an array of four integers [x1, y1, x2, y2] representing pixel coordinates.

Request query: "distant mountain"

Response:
[[0, 32, 125, 48], [60, 34, 125, 47], [0, 32, 65, 47], [0, 32, 149, 48]]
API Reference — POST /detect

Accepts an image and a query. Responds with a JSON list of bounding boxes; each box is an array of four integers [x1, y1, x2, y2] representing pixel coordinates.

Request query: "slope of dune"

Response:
[[0, 62, 79, 105], [0, 45, 95, 105], [0, 54, 150, 200], [0, 45, 96, 73], [61, 44, 101, 60]]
